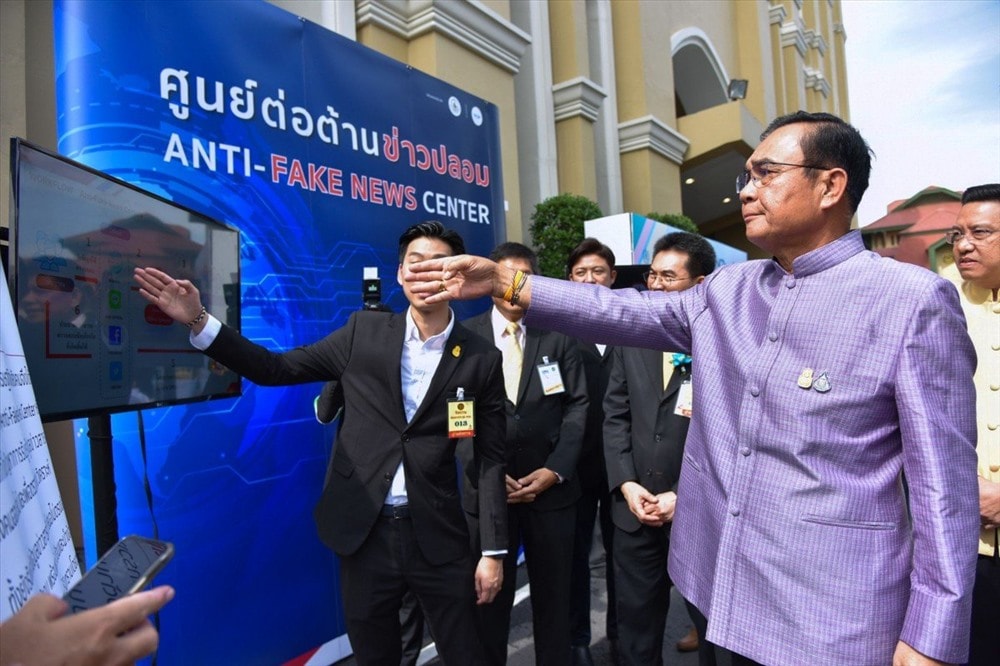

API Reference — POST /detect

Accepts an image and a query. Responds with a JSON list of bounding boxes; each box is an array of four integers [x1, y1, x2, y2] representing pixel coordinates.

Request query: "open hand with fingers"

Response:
[[134, 267, 207, 332], [404, 254, 525, 306]]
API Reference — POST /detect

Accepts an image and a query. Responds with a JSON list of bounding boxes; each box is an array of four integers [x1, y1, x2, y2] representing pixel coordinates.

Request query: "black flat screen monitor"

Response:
[[8, 138, 241, 422]]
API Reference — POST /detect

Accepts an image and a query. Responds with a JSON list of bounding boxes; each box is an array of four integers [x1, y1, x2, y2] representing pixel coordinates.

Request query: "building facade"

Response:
[[3, 0, 853, 259], [298, 0, 851, 257], [861, 186, 962, 272]]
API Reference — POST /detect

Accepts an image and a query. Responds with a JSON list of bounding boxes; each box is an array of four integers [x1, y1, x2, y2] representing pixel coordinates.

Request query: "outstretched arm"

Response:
[[136, 266, 348, 386]]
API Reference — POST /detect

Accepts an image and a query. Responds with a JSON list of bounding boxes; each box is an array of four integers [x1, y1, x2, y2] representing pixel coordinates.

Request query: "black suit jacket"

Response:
[[576, 340, 615, 492], [203, 310, 508, 565], [603, 346, 691, 533], [460, 312, 588, 513]]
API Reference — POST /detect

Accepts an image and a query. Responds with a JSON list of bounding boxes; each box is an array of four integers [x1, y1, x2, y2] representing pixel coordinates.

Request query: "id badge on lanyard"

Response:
[[448, 387, 476, 438], [537, 356, 565, 396]]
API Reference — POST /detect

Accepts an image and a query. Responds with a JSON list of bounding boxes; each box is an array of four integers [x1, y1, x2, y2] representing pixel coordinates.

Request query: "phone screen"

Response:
[[63, 535, 174, 614]]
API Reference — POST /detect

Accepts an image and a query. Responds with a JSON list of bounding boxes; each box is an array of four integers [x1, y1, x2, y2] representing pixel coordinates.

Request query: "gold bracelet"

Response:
[[510, 271, 528, 306], [186, 306, 207, 328], [503, 270, 523, 303]]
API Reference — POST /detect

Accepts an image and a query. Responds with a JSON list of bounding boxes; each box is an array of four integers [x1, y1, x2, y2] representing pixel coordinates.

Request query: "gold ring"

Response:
[[438, 280, 447, 293]]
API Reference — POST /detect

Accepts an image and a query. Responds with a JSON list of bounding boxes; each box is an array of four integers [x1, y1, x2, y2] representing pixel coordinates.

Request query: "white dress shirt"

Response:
[[389, 307, 455, 504], [490, 306, 525, 350]]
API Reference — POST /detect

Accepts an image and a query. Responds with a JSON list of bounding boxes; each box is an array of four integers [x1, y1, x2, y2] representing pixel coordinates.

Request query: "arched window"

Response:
[[672, 28, 729, 117]]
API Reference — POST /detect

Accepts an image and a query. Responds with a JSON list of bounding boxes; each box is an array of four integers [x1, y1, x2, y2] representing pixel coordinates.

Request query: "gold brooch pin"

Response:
[[797, 368, 814, 389], [452, 345, 461, 358]]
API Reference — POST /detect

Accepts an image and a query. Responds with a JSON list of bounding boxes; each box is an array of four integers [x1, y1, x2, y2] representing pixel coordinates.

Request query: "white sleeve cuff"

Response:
[[189, 314, 222, 350]]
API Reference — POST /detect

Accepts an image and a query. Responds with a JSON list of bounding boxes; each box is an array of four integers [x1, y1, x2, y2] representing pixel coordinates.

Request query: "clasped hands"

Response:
[[506, 468, 558, 504], [620, 481, 676, 526]]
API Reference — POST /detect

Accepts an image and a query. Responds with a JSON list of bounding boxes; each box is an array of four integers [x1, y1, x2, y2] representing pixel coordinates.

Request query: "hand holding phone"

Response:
[[63, 535, 174, 614], [0, 586, 174, 666]]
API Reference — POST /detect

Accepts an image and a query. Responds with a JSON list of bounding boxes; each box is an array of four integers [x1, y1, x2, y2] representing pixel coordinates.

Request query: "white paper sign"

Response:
[[1, 262, 80, 620]]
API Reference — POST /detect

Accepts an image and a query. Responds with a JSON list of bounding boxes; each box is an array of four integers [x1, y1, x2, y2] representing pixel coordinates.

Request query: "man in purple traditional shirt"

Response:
[[406, 111, 980, 666]]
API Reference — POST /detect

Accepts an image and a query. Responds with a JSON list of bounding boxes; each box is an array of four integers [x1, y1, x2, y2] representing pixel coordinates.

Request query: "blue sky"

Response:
[[840, 0, 1000, 224]]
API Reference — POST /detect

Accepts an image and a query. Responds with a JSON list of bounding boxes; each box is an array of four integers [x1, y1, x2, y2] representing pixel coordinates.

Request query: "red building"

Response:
[[861, 186, 961, 272]]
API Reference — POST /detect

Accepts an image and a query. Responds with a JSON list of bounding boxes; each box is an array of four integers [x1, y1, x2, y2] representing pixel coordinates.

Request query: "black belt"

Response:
[[380, 504, 410, 519]]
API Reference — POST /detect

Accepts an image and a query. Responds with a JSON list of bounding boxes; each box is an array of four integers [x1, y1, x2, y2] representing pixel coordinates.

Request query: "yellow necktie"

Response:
[[662, 352, 675, 391], [503, 321, 523, 403]]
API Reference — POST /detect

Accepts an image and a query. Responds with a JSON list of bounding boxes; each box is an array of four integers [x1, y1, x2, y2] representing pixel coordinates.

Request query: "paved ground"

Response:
[[502, 559, 705, 666], [336, 532, 725, 665]]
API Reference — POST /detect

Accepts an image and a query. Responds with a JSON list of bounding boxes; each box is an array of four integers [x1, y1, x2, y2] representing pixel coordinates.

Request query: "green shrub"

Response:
[[530, 194, 604, 277]]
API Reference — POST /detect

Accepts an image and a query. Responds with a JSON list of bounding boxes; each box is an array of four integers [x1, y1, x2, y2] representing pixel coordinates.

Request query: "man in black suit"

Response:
[[565, 239, 620, 666], [134, 222, 507, 665], [315, 375, 427, 666], [313, 295, 429, 666], [603, 232, 716, 666], [460, 242, 588, 666]]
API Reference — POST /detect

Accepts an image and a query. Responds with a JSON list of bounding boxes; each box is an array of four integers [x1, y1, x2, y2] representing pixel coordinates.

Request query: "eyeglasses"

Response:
[[735, 161, 831, 193], [943, 227, 1000, 245], [644, 270, 692, 285]]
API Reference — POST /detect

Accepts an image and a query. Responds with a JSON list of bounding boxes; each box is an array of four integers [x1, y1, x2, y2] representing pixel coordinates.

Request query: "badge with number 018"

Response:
[[448, 389, 475, 438]]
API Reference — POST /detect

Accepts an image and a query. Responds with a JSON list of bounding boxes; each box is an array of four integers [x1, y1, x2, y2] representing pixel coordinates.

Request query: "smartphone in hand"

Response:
[[63, 535, 174, 614]]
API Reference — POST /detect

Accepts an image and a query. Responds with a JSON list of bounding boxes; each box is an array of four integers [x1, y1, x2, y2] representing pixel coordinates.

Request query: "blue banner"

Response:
[[54, 0, 506, 662]]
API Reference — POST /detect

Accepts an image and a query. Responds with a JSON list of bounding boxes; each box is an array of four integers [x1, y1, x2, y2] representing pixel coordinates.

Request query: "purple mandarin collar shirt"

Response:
[[526, 230, 979, 665]]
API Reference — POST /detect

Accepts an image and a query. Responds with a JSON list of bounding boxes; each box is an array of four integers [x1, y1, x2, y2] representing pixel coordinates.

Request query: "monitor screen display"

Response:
[[9, 138, 241, 422]]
